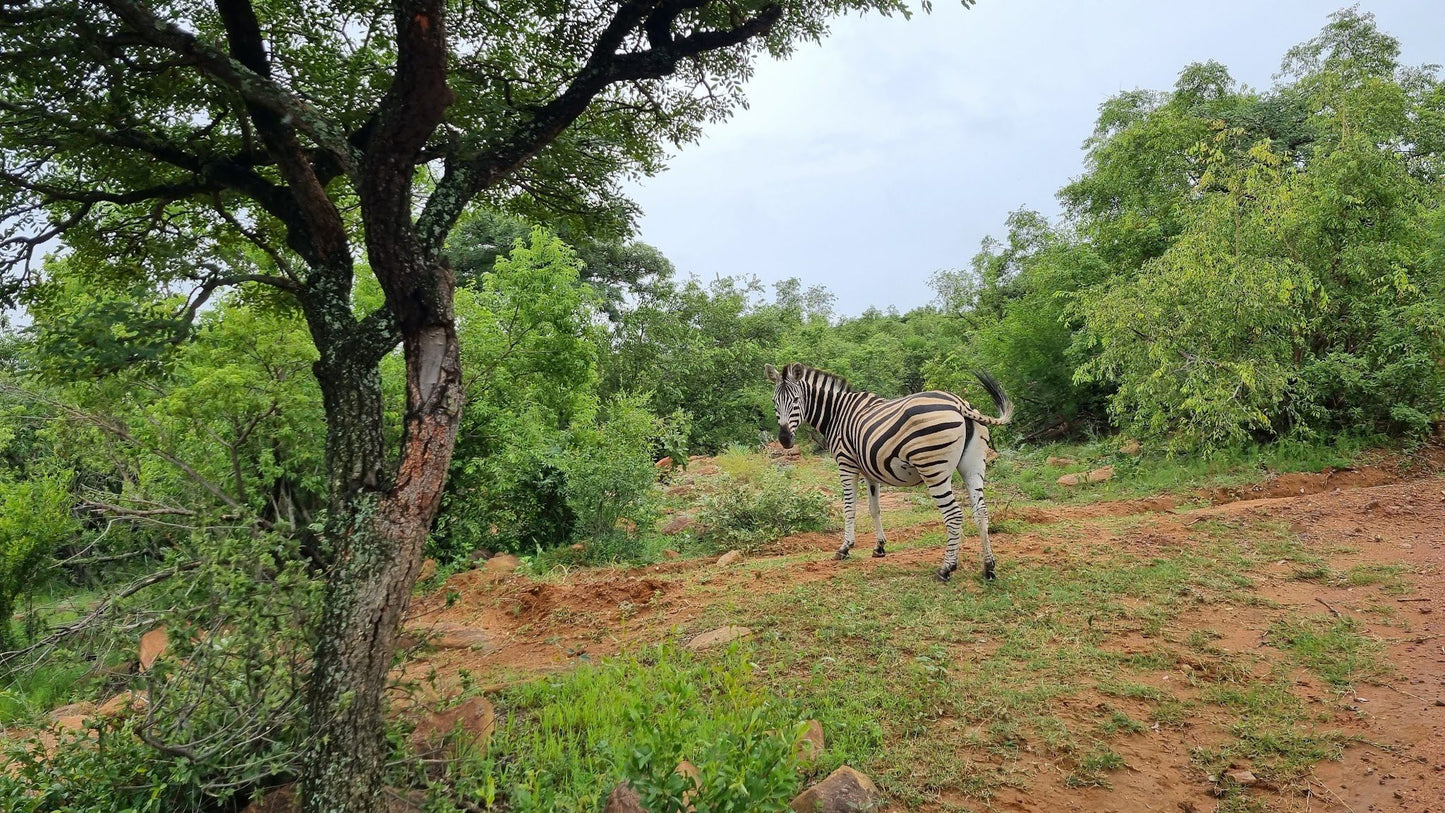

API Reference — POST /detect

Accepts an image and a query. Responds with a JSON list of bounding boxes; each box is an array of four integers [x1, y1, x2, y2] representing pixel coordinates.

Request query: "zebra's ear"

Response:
[[765, 363, 781, 383], [786, 362, 805, 379]]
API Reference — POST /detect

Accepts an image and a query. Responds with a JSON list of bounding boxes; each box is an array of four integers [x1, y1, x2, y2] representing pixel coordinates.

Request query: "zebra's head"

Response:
[[765, 363, 804, 448]]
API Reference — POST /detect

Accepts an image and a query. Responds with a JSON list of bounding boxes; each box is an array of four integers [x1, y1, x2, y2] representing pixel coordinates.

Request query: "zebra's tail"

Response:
[[967, 370, 1014, 426]]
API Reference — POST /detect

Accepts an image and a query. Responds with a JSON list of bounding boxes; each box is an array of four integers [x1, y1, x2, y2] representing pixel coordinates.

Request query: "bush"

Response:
[[0, 470, 76, 649], [0, 533, 319, 811], [698, 463, 834, 553], [436, 643, 803, 812]]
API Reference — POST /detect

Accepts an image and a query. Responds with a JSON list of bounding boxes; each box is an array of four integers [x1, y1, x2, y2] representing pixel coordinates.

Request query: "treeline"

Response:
[[5, 10, 1444, 581]]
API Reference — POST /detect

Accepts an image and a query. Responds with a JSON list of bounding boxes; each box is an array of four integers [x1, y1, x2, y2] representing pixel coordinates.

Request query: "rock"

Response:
[[467, 548, 492, 567], [97, 690, 148, 718], [484, 553, 521, 578], [428, 623, 497, 652], [1057, 466, 1114, 486], [1046, 456, 1077, 467], [662, 514, 699, 535], [716, 549, 743, 567], [676, 759, 702, 808], [603, 781, 646, 813], [242, 784, 299, 813], [138, 626, 169, 672], [54, 714, 90, 732], [1119, 438, 1142, 455], [662, 549, 681, 560], [655, 456, 674, 469], [789, 766, 882, 813], [1226, 769, 1258, 787], [409, 696, 496, 760], [797, 719, 825, 763], [417, 558, 437, 583], [383, 787, 428, 812], [686, 625, 753, 651], [51, 701, 96, 732]]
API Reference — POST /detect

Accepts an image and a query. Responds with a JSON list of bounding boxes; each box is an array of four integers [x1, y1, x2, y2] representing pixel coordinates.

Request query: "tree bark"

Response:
[[300, 283, 463, 811]]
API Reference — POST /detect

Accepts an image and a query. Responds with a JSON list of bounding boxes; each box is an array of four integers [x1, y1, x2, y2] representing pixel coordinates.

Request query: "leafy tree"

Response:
[[1073, 9, 1445, 446], [0, 0, 938, 807], [449, 208, 677, 318]]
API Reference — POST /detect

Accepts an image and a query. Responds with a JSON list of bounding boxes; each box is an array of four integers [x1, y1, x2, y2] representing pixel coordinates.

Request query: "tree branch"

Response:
[[415, 1, 781, 253], [99, 0, 360, 178]]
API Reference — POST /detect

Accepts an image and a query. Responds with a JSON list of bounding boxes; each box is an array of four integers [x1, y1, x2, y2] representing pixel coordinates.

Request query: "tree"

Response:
[[0, 1, 941, 809]]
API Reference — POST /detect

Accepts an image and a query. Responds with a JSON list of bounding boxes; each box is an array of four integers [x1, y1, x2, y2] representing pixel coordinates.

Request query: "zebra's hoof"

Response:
[[983, 561, 996, 580], [872, 548, 886, 558], [835, 549, 850, 560], [935, 568, 952, 582]]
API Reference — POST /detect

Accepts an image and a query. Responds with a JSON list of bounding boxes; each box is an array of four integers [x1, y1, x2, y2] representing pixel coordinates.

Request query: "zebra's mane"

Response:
[[796, 365, 854, 392]]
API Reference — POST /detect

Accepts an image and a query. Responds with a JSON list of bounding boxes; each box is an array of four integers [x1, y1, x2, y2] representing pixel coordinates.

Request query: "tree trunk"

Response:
[[298, 273, 463, 812]]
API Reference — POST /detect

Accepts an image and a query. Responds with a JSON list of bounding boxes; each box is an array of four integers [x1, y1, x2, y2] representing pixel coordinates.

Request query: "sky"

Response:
[[624, 0, 1445, 316]]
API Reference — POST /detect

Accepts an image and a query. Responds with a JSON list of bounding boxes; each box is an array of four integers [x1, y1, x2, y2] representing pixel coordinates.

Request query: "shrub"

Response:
[[437, 643, 803, 812], [698, 464, 834, 553], [0, 470, 76, 649], [0, 533, 319, 811]]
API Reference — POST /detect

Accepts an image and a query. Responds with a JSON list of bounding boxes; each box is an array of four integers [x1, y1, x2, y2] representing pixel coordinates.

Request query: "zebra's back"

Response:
[[836, 390, 975, 487]]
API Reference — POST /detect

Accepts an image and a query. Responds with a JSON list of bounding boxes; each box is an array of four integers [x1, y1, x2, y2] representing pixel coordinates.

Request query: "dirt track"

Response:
[[404, 460, 1445, 812]]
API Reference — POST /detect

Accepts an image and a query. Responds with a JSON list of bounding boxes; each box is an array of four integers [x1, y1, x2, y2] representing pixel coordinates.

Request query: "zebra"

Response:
[[765, 363, 1014, 582]]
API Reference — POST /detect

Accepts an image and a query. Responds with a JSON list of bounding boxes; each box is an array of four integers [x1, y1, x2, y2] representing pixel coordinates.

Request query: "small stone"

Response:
[[97, 690, 148, 718], [662, 549, 681, 559], [797, 719, 825, 763], [417, 558, 437, 583], [676, 759, 701, 808], [1226, 769, 1258, 787], [686, 625, 753, 651], [789, 766, 882, 813], [428, 623, 497, 652], [716, 550, 743, 567], [241, 783, 299, 813], [603, 781, 646, 813], [54, 714, 88, 731], [139, 626, 169, 672], [655, 457, 674, 469], [409, 696, 496, 760], [484, 553, 520, 578], [1046, 456, 1076, 467], [662, 514, 698, 535]]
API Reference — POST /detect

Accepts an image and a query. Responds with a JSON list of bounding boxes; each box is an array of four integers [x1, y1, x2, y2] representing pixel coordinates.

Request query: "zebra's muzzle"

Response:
[[778, 427, 794, 448]]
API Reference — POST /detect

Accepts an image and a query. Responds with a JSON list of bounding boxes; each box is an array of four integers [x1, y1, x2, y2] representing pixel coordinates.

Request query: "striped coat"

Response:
[[766, 363, 1013, 581]]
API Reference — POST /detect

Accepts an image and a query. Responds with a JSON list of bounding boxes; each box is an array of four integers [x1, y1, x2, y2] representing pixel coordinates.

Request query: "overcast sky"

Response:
[[625, 1, 1445, 316]]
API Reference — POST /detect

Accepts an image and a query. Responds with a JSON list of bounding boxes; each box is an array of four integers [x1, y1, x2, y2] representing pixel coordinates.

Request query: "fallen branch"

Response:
[[1314, 597, 1344, 618]]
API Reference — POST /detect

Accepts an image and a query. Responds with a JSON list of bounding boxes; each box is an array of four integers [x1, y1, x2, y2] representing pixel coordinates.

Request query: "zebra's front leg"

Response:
[[926, 475, 965, 581], [867, 480, 886, 557], [836, 471, 859, 560]]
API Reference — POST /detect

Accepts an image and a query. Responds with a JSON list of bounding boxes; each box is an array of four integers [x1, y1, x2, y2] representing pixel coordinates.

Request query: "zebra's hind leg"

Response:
[[836, 470, 859, 560], [959, 444, 996, 580], [867, 480, 887, 557], [924, 473, 965, 581]]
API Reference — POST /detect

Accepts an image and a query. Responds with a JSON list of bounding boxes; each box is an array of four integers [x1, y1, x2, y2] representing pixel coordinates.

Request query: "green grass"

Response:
[[662, 502, 1392, 805], [0, 660, 97, 725], [436, 643, 806, 812], [1266, 615, 1388, 690], [985, 435, 1371, 507]]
